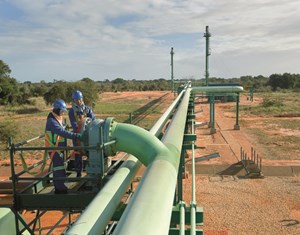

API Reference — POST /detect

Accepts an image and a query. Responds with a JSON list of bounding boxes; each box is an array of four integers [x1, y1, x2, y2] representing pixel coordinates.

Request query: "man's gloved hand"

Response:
[[77, 133, 83, 141]]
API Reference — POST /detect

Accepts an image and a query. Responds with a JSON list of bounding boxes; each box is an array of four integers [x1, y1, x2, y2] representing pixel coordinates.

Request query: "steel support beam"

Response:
[[234, 93, 240, 130], [192, 86, 243, 134]]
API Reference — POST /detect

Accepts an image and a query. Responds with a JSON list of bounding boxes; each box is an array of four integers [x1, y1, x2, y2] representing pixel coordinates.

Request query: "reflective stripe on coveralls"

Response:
[[45, 131, 65, 172], [72, 109, 83, 154]]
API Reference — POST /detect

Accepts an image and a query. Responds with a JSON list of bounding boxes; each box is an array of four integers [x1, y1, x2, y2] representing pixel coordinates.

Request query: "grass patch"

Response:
[[243, 119, 300, 160], [16, 107, 41, 114], [94, 101, 143, 114], [240, 92, 300, 117], [240, 101, 300, 161], [270, 119, 300, 130], [94, 98, 164, 115], [13, 119, 46, 143], [0, 92, 172, 162], [0, 120, 19, 143], [0, 97, 49, 118]]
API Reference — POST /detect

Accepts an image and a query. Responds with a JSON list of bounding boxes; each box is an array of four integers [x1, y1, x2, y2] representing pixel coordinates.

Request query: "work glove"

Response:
[[77, 133, 83, 141]]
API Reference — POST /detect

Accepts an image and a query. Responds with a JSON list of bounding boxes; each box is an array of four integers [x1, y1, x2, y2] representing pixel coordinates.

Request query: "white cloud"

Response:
[[0, 0, 299, 82]]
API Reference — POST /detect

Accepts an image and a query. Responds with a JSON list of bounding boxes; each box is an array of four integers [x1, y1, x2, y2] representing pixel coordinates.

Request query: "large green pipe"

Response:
[[0, 208, 30, 235], [66, 155, 141, 235], [67, 89, 187, 235], [104, 119, 170, 166], [113, 88, 191, 235], [68, 84, 240, 234], [191, 86, 244, 94], [151, 86, 187, 135], [179, 201, 186, 235], [66, 124, 168, 235]]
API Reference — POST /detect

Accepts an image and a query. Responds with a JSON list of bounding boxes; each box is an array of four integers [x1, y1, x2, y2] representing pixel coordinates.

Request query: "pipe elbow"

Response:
[[103, 118, 169, 166]]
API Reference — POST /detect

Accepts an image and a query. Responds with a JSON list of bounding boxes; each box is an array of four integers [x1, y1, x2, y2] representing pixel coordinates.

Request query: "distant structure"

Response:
[[170, 47, 175, 92], [204, 25, 211, 86]]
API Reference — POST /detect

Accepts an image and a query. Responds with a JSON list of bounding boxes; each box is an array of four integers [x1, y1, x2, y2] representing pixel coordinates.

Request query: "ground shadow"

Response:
[[280, 219, 300, 227], [123, 93, 169, 125], [217, 162, 245, 176], [16, 107, 40, 114]]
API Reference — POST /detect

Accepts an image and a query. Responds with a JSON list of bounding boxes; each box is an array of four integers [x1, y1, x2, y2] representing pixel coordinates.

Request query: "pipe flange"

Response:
[[103, 117, 117, 156]]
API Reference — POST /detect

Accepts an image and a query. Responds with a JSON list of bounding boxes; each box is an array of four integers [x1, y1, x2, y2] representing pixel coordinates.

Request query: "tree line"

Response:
[[1, 59, 300, 106]]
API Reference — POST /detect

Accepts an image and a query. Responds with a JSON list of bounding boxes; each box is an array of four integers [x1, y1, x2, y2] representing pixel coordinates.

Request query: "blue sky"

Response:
[[1, 0, 300, 83]]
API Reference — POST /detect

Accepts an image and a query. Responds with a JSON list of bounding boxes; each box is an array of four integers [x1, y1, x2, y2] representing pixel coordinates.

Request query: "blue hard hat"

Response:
[[52, 99, 67, 111], [72, 90, 83, 99]]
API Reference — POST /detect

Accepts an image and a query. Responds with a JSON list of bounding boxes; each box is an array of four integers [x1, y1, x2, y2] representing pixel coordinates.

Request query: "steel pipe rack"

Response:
[[3, 81, 245, 234], [67, 84, 190, 235]]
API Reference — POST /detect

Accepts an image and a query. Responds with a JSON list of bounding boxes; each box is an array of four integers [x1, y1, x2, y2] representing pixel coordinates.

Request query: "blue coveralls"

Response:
[[45, 112, 78, 192], [68, 105, 95, 177]]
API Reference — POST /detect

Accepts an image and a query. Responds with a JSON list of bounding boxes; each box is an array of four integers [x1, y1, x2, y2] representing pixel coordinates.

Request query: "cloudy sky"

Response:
[[1, 0, 299, 83]]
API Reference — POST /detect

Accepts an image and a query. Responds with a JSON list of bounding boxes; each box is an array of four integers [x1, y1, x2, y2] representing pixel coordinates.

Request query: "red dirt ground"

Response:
[[183, 93, 300, 234], [1, 91, 300, 234]]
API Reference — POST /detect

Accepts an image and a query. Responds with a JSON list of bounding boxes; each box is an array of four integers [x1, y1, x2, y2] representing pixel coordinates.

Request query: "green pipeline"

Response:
[[113, 88, 191, 235], [191, 86, 244, 94], [66, 88, 188, 235], [104, 117, 174, 167]]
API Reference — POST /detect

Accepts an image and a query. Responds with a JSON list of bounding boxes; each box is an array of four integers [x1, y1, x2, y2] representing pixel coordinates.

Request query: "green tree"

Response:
[[43, 80, 98, 106], [0, 60, 21, 105], [0, 60, 11, 77], [43, 81, 68, 105], [294, 76, 300, 89], [267, 73, 296, 90], [81, 77, 94, 83], [31, 83, 49, 97], [0, 76, 19, 104], [112, 78, 125, 84]]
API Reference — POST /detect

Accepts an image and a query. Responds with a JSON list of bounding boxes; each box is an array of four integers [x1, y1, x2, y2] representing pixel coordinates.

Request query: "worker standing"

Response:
[[68, 90, 95, 177], [45, 99, 82, 194]]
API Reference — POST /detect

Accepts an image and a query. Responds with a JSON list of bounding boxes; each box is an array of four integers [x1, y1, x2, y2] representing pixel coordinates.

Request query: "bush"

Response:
[[262, 96, 283, 108], [0, 120, 19, 143], [0, 77, 20, 105]]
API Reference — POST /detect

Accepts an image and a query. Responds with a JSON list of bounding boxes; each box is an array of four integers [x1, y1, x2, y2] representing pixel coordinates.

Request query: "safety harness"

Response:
[[71, 109, 84, 156], [45, 130, 67, 172]]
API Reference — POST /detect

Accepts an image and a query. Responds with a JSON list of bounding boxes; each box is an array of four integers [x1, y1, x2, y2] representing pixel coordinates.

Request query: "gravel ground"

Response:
[[182, 95, 300, 235], [183, 175, 300, 235]]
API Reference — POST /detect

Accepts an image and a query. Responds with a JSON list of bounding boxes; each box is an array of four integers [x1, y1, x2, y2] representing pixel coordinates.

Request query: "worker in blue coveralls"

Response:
[[45, 99, 82, 194], [68, 90, 95, 177]]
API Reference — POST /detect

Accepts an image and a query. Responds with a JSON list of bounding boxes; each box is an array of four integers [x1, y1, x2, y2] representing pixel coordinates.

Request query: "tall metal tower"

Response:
[[204, 26, 211, 86], [170, 47, 175, 92]]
